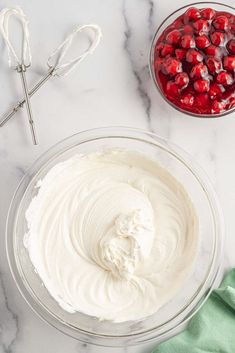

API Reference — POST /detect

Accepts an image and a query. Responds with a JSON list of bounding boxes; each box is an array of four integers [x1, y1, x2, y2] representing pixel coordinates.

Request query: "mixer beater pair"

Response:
[[0, 7, 102, 145]]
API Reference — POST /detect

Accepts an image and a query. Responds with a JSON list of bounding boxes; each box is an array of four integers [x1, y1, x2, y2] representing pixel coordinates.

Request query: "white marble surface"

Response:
[[1, 0, 235, 352]]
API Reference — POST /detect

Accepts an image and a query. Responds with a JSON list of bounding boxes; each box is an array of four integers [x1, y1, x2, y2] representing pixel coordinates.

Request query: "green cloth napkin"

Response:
[[153, 269, 235, 353]]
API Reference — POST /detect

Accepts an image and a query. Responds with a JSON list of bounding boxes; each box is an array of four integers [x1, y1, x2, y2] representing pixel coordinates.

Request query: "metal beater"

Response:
[[0, 21, 102, 132], [0, 7, 38, 144]]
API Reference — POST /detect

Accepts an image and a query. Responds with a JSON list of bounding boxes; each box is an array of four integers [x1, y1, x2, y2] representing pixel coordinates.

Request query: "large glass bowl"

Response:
[[6, 127, 224, 347], [149, 2, 235, 118]]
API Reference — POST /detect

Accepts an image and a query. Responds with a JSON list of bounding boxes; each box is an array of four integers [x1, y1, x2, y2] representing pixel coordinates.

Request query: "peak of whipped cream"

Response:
[[101, 209, 155, 280], [25, 149, 198, 322]]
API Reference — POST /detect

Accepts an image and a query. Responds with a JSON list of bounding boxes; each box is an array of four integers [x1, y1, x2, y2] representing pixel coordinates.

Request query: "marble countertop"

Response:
[[1, 0, 235, 352]]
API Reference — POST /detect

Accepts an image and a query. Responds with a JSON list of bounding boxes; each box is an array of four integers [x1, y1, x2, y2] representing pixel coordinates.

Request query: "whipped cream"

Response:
[[25, 149, 198, 322]]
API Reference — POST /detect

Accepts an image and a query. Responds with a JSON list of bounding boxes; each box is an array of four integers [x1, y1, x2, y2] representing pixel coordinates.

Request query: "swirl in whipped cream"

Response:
[[24, 149, 198, 322]]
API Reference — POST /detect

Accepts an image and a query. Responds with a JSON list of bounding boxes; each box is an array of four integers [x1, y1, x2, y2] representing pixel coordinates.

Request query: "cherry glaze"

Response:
[[154, 7, 235, 115]]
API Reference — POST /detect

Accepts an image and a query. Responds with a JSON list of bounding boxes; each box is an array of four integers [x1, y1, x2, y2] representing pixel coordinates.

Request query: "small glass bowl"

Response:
[[149, 2, 235, 118], [6, 127, 224, 347]]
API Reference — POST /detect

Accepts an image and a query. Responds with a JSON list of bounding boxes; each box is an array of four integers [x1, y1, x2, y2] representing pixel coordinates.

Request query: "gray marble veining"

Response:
[[0, 0, 235, 352], [122, 0, 154, 130], [0, 272, 19, 353]]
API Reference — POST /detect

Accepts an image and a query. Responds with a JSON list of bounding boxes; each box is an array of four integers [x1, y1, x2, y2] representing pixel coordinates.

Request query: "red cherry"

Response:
[[209, 83, 225, 99], [206, 57, 223, 74], [175, 72, 189, 88], [193, 19, 210, 35], [205, 45, 221, 58], [195, 35, 210, 49], [173, 18, 184, 29], [190, 63, 208, 79], [184, 7, 201, 23], [227, 39, 235, 54], [155, 42, 164, 56], [180, 34, 196, 49], [211, 100, 226, 113], [195, 93, 209, 107], [228, 97, 235, 109], [166, 81, 180, 97], [180, 93, 195, 106], [186, 49, 204, 64], [229, 16, 235, 33], [223, 12, 234, 19], [229, 14, 235, 22], [154, 5, 235, 116], [216, 71, 233, 85], [231, 24, 235, 33], [210, 31, 226, 46], [223, 56, 235, 71], [154, 57, 164, 70], [223, 89, 235, 101], [162, 57, 183, 76], [166, 29, 182, 45], [213, 16, 229, 31], [194, 79, 210, 93], [175, 48, 187, 60], [161, 43, 175, 57], [183, 25, 194, 34], [200, 8, 216, 20], [222, 89, 235, 101]]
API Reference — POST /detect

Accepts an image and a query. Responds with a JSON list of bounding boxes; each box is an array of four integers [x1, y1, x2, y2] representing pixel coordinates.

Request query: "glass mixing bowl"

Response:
[[149, 2, 235, 118], [6, 127, 224, 347]]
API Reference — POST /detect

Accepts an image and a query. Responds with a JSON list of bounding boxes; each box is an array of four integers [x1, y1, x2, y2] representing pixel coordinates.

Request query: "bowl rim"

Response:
[[5, 126, 225, 347], [149, 1, 235, 119]]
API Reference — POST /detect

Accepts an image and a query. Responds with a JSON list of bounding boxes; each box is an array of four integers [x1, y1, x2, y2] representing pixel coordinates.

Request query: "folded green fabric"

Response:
[[153, 269, 235, 353]]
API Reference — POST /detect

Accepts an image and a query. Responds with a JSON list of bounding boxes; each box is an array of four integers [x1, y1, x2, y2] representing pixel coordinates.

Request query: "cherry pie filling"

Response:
[[154, 7, 235, 115]]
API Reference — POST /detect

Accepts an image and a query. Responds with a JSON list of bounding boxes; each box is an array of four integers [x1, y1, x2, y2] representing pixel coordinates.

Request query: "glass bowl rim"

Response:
[[149, 1, 235, 119], [5, 126, 225, 347]]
